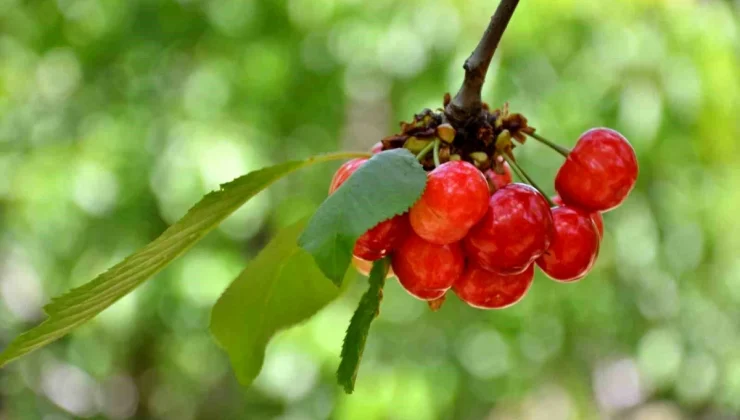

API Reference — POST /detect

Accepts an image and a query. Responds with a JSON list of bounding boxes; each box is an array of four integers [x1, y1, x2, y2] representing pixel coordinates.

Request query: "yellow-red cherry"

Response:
[[329, 158, 408, 261], [555, 128, 638, 212], [352, 256, 396, 279], [392, 232, 464, 301], [484, 161, 512, 193], [409, 161, 489, 245], [536, 206, 600, 282], [329, 158, 366, 195], [464, 183, 554, 274], [453, 263, 534, 309], [552, 195, 604, 238]]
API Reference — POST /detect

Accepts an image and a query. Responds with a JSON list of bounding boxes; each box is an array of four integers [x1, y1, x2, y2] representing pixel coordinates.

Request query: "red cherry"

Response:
[[329, 158, 367, 194], [552, 195, 604, 237], [555, 128, 638, 212], [392, 232, 464, 301], [536, 206, 600, 282], [371, 142, 384, 154], [484, 161, 513, 192], [409, 161, 489, 245], [464, 183, 554, 274], [353, 213, 409, 260], [403, 285, 446, 301], [453, 263, 534, 309], [352, 256, 395, 279], [330, 158, 408, 260]]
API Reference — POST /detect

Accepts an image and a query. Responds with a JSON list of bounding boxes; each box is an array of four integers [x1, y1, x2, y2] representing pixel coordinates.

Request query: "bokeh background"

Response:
[[1, 0, 739, 418]]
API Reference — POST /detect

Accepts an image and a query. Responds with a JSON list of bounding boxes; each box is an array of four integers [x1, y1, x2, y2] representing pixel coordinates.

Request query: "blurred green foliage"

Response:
[[1, 0, 739, 418]]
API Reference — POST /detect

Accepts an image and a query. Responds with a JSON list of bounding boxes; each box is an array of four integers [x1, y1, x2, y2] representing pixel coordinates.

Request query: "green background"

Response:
[[1, 0, 739, 418]]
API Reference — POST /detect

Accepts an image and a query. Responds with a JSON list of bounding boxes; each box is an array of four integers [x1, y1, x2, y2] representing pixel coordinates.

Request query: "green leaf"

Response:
[[210, 219, 349, 386], [0, 152, 368, 368], [337, 258, 390, 394], [298, 149, 426, 284]]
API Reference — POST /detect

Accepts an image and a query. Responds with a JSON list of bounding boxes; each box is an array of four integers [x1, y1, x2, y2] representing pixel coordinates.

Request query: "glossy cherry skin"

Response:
[[392, 232, 465, 301], [371, 142, 384, 154], [536, 206, 600, 282], [555, 128, 638, 212], [464, 183, 554, 275], [484, 161, 513, 192], [330, 158, 409, 260], [409, 161, 490, 245], [453, 263, 534, 309], [329, 158, 367, 194], [353, 213, 410, 260], [552, 195, 604, 237]]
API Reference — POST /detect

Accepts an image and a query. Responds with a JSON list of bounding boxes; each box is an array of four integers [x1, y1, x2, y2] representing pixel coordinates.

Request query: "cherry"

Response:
[[555, 128, 638, 212], [484, 161, 512, 192], [409, 161, 489, 245], [329, 158, 366, 195], [353, 214, 409, 260], [403, 285, 447, 301], [371, 142, 384, 154], [352, 256, 395, 279], [330, 158, 408, 261], [536, 206, 600, 282], [453, 263, 534, 309], [552, 195, 604, 238], [464, 183, 554, 274], [392, 231, 464, 301]]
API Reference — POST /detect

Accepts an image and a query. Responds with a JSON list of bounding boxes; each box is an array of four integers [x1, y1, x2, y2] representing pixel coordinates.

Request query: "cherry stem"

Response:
[[503, 155, 556, 207], [416, 141, 435, 162], [432, 139, 441, 167], [526, 132, 571, 158]]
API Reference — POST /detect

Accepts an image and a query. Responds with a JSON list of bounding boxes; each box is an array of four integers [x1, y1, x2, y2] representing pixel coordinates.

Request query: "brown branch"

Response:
[[445, 0, 520, 125]]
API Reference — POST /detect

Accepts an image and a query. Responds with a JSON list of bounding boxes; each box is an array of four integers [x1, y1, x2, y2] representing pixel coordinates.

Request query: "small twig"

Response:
[[445, 0, 520, 124], [503, 155, 556, 207], [526, 132, 571, 158]]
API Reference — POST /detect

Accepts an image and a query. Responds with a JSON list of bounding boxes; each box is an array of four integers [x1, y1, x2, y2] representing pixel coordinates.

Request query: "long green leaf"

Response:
[[298, 149, 426, 284], [0, 152, 368, 367], [210, 219, 351, 386], [337, 258, 390, 393]]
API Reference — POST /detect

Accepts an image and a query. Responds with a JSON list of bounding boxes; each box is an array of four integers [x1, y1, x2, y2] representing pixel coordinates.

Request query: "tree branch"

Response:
[[446, 0, 520, 124]]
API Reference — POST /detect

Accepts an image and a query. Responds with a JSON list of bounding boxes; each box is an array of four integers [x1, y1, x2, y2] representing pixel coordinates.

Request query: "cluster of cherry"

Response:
[[332, 128, 638, 309]]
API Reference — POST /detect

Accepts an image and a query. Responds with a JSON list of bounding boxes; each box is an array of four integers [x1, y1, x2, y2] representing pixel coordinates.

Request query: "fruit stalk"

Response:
[[503, 155, 556, 207], [445, 0, 520, 124], [416, 141, 435, 161], [432, 139, 441, 167], [526, 132, 571, 158]]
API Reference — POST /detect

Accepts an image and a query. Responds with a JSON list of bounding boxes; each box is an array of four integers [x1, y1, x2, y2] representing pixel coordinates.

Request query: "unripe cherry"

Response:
[[453, 263, 534, 309], [536, 206, 600, 282], [464, 183, 554, 274], [409, 161, 489, 245], [555, 128, 638, 212], [552, 195, 604, 238], [392, 232, 464, 301], [329, 158, 408, 261]]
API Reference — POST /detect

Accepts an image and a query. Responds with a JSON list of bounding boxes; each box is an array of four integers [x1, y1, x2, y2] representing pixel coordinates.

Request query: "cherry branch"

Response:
[[445, 0, 520, 124]]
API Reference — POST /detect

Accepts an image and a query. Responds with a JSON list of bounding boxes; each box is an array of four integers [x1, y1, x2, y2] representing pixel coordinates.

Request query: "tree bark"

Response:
[[445, 0, 520, 125]]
